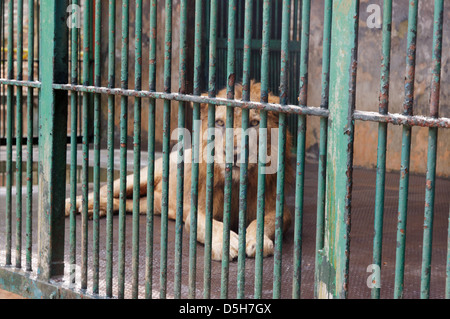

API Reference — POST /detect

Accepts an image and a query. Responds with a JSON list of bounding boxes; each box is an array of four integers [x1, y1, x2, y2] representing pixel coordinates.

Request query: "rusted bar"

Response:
[[92, 0, 102, 295], [37, 0, 69, 281], [317, 0, 359, 299], [220, 0, 236, 299], [160, 0, 172, 299], [80, 0, 91, 291], [145, 0, 157, 300], [353, 110, 449, 129], [174, 0, 187, 299], [372, 0, 392, 299], [52, 83, 450, 129], [131, 0, 143, 299], [420, 0, 443, 299], [394, 0, 418, 299], [52, 83, 330, 118], [118, 0, 129, 299]]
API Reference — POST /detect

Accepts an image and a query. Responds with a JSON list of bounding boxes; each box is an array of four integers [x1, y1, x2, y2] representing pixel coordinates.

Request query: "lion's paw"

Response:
[[245, 235, 274, 258], [211, 230, 240, 261]]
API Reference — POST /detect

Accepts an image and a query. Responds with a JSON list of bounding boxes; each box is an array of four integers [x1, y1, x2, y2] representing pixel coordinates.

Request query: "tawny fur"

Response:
[[65, 81, 295, 261]]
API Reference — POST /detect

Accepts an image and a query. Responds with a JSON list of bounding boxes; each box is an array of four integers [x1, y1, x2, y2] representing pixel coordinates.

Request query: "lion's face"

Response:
[[198, 81, 287, 182], [200, 104, 281, 182]]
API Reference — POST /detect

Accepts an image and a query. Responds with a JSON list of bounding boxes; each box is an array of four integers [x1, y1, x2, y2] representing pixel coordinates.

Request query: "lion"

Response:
[[65, 81, 295, 261]]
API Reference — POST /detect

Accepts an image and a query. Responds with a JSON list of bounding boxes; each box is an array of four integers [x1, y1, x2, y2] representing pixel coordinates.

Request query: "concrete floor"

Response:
[[0, 151, 449, 299]]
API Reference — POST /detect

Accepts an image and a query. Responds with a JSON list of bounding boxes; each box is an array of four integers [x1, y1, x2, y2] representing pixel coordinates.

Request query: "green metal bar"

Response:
[[313, 0, 332, 299], [220, 0, 236, 299], [237, 0, 253, 299], [81, 0, 91, 291], [420, 0, 443, 300], [254, 0, 271, 299], [273, 0, 290, 299], [204, 0, 218, 299], [394, 0, 418, 299], [118, 0, 129, 299], [5, 0, 13, 268], [317, 0, 359, 299], [131, 0, 143, 300], [25, 0, 35, 273], [37, 0, 68, 281], [174, 0, 187, 299], [160, 0, 172, 299], [92, 0, 102, 296], [292, 0, 310, 299], [372, 0, 392, 300], [188, 0, 202, 299], [145, 0, 157, 300], [69, 0, 79, 286], [15, 0, 24, 270], [105, 0, 115, 299]]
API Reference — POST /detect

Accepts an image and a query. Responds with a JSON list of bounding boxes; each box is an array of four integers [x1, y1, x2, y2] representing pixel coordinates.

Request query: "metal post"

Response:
[[317, 0, 359, 299], [37, 0, 69, 281]]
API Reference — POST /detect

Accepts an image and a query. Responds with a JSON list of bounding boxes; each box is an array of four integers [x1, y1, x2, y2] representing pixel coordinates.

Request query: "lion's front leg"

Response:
[[245, 206, 292, 258], [185, 211, 240, 261], [245, 216, 275, 258]]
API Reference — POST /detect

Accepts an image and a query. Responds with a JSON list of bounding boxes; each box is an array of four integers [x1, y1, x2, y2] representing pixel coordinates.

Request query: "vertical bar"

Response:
[[188, 0, 202, 299], [317, 0, 359, 299], [203, 0, 218, 300], [372, 0, 392, 299], [92, 0, 102, 295], [105, 0, 116, 298], [80, 0, 91, 291], [292, 0, 310, 299], [160, 0, 172, 299], [15, 0, 24, 270], [25, 0, 35, 272], [174, 0, 187, 299], [69, 0, 79, 286], [313, 0, 332, 299], [394, 0, 418, 299], [420, 0, 443, 300], [131, 0, 143, 300], [237, 0, 252, 299], [145, 0, 157, 300], [37, 0, 69, 281], [118, 0, 129, 299], [254, 0, 271, 299], [273, 0, 290, 299], [220, 0, 236, 299], [5, 0, 13, 268]]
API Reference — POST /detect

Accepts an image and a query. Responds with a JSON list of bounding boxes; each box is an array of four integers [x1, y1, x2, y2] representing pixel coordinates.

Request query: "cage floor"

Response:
[[0, 160, 449, 299]]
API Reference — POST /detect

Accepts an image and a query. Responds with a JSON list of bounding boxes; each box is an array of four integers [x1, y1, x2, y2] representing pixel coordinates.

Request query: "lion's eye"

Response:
[[250, 119, 260, 127], [216, 119, 225, 127]]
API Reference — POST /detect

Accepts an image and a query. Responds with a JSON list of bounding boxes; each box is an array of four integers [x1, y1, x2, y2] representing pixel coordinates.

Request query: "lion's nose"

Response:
[[233, 147, 240, 166]]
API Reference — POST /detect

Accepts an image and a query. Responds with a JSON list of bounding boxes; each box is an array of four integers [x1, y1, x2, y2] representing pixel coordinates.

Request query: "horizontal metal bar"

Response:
[[52, 84, 450, 128], [354, 110, 449, 129], [53, 83, 328, 116], [1, 80, 446, 128], [0, 79, 41, 88]]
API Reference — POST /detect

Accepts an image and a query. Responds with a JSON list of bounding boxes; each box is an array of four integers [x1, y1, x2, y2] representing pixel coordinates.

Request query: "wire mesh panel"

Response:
[[0, 0, 449, 300]]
